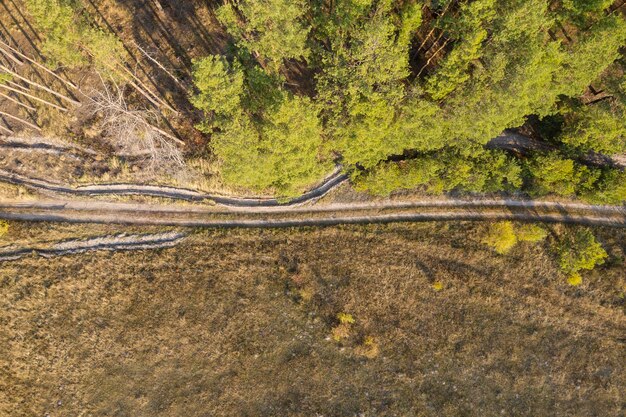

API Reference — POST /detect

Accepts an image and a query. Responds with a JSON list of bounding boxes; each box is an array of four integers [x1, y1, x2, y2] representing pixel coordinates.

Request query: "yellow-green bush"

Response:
[[0, 220, 8, 238], [556, 228, 608, 275], [483, 222, 517, 255], [516, 224, 548, 243]]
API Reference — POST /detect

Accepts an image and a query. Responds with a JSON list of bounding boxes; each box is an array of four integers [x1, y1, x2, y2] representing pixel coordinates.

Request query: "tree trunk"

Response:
[[0, 110, 42, 131], [0, 63, 80, 105], [0, 40, 77, 89], [0, 91, 37, 111], [0, 83, 68, 112]]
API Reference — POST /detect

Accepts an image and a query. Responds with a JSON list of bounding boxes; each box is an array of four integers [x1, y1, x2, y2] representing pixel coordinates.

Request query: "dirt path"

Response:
[[0, 199, 624, 228], [0, 231, 187, 262], [0, 133, 624, 232], [0, 167, 348, 206], [3, 198, 622, 263]]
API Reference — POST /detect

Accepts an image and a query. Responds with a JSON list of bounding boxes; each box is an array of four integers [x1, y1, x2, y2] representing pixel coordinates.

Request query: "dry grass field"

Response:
[[1, 222, 625, 417]]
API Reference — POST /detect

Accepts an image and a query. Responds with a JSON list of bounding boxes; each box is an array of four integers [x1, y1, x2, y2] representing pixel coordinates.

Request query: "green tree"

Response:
[[425, 0, 497, 100], [24, 0, 86, 67], [356, 149, 521, 196], [525, 154, 587, 197], [190, 56, 245, 132], [24, 0, 127, 79], [560, 0, 613, 16], [191, 55, 328, 195], [582, 169, 626, 204], [555, 228, 607, 276], [315, 0, 424, 168], [559, 102, 626, 155], [555, 15, 626, 97], [212, 95, 328, 196], [217, 0, 311, 72]]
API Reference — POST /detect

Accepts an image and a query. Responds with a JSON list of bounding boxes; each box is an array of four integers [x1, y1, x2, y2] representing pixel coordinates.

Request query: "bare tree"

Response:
[[88, 77, 184, 174]]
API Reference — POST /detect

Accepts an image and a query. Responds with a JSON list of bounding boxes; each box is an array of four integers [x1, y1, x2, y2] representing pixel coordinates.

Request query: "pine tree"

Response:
[[217, 0, 311, 72]]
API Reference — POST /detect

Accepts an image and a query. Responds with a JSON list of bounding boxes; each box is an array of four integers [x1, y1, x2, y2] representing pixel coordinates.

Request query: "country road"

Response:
[[1, 199, 624, 228], [0, 132, 624, 230]]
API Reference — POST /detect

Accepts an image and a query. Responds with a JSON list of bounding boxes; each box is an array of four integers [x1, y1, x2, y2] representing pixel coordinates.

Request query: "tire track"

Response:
[[0, 231, 187, 262], [0, 199, 624, 227], [0, 168, 348, 206]]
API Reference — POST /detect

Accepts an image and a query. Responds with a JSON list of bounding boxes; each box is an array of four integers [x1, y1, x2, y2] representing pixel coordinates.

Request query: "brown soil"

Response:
[[1, 222, 624, 417]]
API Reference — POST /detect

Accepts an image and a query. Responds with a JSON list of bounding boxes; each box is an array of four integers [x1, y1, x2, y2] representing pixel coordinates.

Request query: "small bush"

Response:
[[483, 222, 517, 254], [567, 272, 583, 286], [0, 220, 8, 237], [431, 280, 444, 291], [332, 312, 355, 342], [354, 337, 380, 359], [331, 323, 351, 342], [516, 224, 548, 243], [556, 228, 607, 275], [337, 312, 355, 325]]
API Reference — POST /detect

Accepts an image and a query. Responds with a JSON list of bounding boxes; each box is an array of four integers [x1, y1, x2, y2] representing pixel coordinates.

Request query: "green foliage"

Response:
[[483, 222, 547, 255], [555, 228, 607, 275], [567, 272, 583, 286], [83, 29, 128, 81], [516, 224, 548, 243], [425, 0, 496, 100], [24, 0, 87, 67], [24, 0, 127, 78], [316, 0, 420, 168], [439, 0, 563, 146], [192, 0, 626, 198], [483, 222, 517, 255], [397, 1, 423, 46], [214, 95, 328, 196], [561, 0, 613, 15], [217, 0, 311, 72], [191, 55, 328, 196], [556, 16, 626, 97], [582, 169, 626, 204], [0, 72, 12, 84], [0, 220, 8, 238], [337, 312, 355, 324], [190, 56, 245, 132], [559, 102, 626, 155], [356, 149, 521, 196], [525, 154, 588, 197]]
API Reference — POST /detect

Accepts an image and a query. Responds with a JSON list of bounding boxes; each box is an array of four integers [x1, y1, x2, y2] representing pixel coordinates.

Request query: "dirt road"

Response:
[[0, 199, 624, 228]]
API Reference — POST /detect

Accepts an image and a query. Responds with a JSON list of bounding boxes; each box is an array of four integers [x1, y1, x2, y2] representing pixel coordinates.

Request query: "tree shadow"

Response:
[[0, 1, 42, 59], [0, 2, 79, 101]]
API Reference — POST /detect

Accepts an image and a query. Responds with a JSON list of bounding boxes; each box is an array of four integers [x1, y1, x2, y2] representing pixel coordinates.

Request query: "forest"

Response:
[[2, 3, 626, 415], [0, 0, 625, 200]]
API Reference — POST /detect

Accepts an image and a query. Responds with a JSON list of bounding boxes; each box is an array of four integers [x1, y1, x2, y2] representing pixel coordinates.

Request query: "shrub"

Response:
[[483, 222, 517, 255], [556, 228, 607, 275], [354, 336, 380, 359], [332, 312, 355, 342], [567, 272, 583, 286], [516, 224, 548, 243], [337, 312, 355, 325], [0, 220, 7, 238]]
